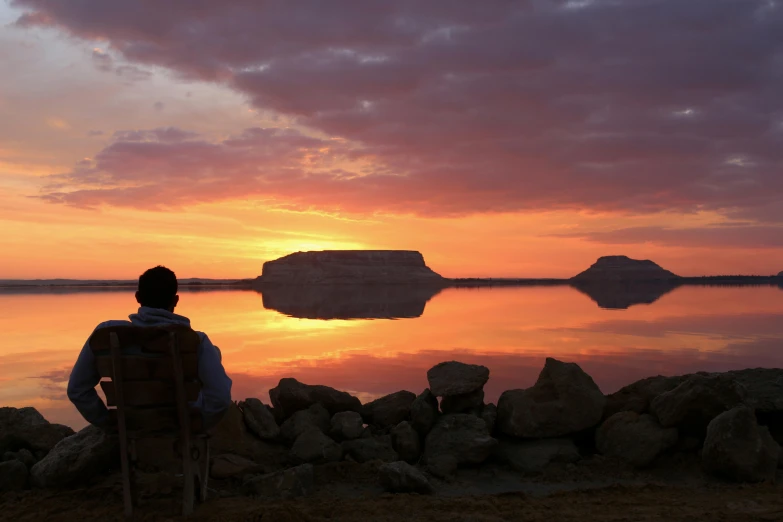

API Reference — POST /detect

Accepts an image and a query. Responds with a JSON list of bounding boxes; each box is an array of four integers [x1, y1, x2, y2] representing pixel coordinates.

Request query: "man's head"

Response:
[[136, 266, 179, 311]]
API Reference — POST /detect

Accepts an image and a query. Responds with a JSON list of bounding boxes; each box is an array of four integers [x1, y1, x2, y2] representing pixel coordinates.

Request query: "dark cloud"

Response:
[[13, 0, 783, 221]]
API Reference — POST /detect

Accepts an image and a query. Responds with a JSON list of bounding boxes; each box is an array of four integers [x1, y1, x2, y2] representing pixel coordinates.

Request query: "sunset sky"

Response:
[[1, 0, 782, 279]]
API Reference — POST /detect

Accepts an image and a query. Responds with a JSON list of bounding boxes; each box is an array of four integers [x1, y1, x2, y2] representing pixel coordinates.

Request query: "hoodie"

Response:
[[67, 306, 233, 431]]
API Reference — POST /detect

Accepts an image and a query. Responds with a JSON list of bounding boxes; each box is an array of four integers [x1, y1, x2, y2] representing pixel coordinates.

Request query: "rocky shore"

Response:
[[2, 359, 783, 517]]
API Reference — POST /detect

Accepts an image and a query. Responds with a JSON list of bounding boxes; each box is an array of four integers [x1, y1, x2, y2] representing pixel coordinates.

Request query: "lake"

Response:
[[1, 284, 782, 430]]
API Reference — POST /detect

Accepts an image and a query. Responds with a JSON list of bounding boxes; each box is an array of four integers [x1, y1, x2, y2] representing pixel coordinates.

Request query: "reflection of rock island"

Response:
[[259, 285, 443, 319]]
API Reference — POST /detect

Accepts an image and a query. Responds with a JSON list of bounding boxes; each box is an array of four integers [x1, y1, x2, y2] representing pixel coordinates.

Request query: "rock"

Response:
[[244, 463, 314, 498], [0, 407, 75, 454], [209, 403, 288, 468], [424, 414, 497, 466], [210, 454, 260, 479], [30, 425, 117, 488], [330, 411, 365, 441], [280, 403, 331, 443], [650, 374, 746, 434], [572, 255, 680, 282], [3, 449, 37, 469], [0, 460, 29, 491], [411, 389, 439, 436], [427, 362, 490, 397], [596, 412, 678, 467], [481, 404, 498, 435], [240, 398, 280, 440], [426, 454, 458, 479], [290, 429, 342, 464], [256, 250, 445, 286], [494, 439, 580, 474], [440, 389, 484, 415], [604, 375, 693, 419], [702, 406, 780, 483], [724, 368, 783, 413], [497, 358, 606, 438], [378, 461, 433, 494], [391, 421, 421, 464], [269, 378, 362, 419], [341, 435, 399, 463], [362, 391, 417, 428]]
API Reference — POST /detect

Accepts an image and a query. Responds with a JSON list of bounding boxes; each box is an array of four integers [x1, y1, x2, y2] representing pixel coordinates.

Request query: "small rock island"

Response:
[[572, 255, 680, 282]]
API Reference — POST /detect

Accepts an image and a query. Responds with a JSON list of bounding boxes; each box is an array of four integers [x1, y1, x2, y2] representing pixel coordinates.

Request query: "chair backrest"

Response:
[[89, 325, 203, 435]]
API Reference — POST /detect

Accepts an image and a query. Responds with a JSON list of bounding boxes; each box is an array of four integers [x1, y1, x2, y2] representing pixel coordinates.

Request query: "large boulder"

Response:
[[209, 403, 288, 467], [378, 461, 433, 494], [596, 412, 678, 468], [244, 463, 314, 498], [210, 454, 260, 479], [280, 404, 331, 443], [724, 368, 783, 413], [0, 407, 75, 455], [342, 435, 399, 463], [426, 455, 458, 480], [481, 404, 498, 435], [497, 358, 606, 438], [702, 406, 780, 483], [391, 421, 421, 464], [603, 375, 693, 419], [330, 411, 365, 441], [290, 429, 342, 464], [427, 362, 489, 397], [650, 374, 746, 434], [424, 414, 497, 466], [410, 389, 439, 436], [30, 425, 117, 488], [493, 439, 580, 474], [240, 398, 280, 440], [440, 389, 484, 415], [269, 378, 362, 419], [0, 460, 29, 492], [362, 391, 416, 428]]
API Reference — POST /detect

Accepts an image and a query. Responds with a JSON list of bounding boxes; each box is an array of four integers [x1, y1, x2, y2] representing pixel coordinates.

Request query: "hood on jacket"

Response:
[[128, 306, 191, 328]]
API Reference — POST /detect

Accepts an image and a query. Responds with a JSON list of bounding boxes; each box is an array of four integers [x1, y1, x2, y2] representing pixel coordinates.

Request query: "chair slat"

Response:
[[90, 325, 200, 354], [101, 380, 201, 407], [95, 354, 199, 380]]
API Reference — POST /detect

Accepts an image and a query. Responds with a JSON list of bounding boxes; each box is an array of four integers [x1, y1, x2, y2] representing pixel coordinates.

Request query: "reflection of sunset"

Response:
[[1, 285, 782, 430]]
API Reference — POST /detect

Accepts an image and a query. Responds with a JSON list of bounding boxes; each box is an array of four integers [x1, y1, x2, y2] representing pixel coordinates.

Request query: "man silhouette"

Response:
[[67, 266, 233, 430]]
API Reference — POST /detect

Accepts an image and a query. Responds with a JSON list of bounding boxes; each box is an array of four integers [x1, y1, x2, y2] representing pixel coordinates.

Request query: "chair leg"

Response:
[[118, 428, 133, 518], [198, 439, 210, 502], [181, 439, 195, 516]]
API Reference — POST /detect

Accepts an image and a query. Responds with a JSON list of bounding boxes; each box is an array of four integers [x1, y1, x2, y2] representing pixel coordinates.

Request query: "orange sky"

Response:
[[1, 2, 782, 280]]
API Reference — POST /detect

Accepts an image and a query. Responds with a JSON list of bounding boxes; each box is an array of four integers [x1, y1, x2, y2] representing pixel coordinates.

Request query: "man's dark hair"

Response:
[[137, 266, 178, 309]]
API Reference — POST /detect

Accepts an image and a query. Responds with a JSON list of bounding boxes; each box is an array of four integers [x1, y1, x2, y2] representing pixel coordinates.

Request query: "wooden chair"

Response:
[[89, 325, 209, 518]]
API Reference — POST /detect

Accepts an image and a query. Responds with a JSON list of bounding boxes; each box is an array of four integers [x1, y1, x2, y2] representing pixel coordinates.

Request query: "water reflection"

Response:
[[259, 285, 442, 319], [570, 281, 681, 309]]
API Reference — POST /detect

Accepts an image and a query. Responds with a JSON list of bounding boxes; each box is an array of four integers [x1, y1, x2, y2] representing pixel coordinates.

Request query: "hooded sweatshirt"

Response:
[[67, 306, 233, 430]]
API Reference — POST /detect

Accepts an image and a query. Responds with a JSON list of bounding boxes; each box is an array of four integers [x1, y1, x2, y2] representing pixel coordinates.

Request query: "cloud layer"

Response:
[[13, 0, 783, 220]]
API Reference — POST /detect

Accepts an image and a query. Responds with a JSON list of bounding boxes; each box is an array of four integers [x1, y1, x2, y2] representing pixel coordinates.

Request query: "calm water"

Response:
[[1, 285, 782, 430]]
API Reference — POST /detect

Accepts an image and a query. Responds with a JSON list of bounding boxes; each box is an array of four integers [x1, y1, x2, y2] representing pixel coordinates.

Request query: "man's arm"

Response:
[[67, 338, 109, 427], [197, 333, 233, 430]]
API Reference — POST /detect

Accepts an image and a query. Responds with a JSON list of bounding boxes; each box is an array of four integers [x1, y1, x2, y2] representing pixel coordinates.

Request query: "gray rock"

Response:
[[0, 460, 28, 491], [2, 449, 37, 469], [497, 358, 606, 438], [603, 375, 693, 419], [494, 439, 580, 474], [378, 461, 433, 494], [702, 406, 780, 483], [481, 404, 498, 435], [210, 454, 260, 479], [651, 374, 746, 433], [362, 391, 416, 428], [391, 421, 421, 464], [30, 425, 117, 488], [244, 463, 314, 498], [330, 411, 365, 441], [269, 378, 362, 419], [440, 389, 484, 415], [0, 406, 75, 455], [280, 403, 331, 443], [424, 414, 497, 466], [596, 412, 678, 468], [290, 429, 342, 464], [411, 389, 439, 436], [426, 454, 458, 479], [342, 435, 399, 463], [427, 361, 490, 397], [240, 398, 280, 440], [724, 368, 783, 413]]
